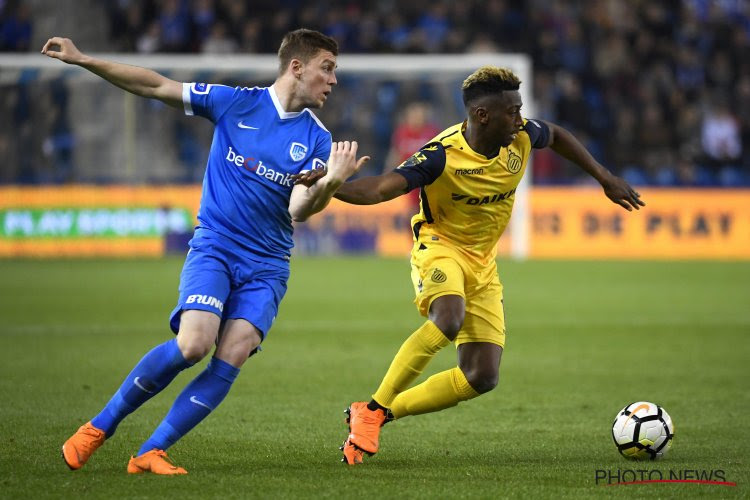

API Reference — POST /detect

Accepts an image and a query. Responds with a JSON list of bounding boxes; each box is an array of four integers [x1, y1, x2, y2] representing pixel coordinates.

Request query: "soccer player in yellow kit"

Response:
[[333, 66, 645, 465]]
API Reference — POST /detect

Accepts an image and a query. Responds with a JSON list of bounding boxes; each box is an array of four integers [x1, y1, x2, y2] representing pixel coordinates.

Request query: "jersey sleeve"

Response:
[[523, 119, 551, 149], [392, 142, 446, 191], [182, 83, 236, 123], [301, 132, 332, 173]]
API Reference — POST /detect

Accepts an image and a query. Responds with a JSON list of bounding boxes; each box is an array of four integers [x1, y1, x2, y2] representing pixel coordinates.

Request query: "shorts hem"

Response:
[[454, 337, 505, 348], [169, 305, 223, 334], [421, 291, 466, 316]]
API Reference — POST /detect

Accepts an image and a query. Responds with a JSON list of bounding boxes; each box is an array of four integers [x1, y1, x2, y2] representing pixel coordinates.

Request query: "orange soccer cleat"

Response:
[[340, 438, 364, 465], [345, 402, 388, 455], [61, 421, 106, 470], [127, 449, 188, 475]]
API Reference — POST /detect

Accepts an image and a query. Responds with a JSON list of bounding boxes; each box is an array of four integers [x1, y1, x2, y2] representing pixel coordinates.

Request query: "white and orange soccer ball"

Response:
[[612, 401, 674, 460]]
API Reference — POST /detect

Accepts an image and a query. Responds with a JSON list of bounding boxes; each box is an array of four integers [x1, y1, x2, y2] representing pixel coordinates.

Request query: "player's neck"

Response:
[[272, 79, 305, 113], [463, 122, 500, 158]]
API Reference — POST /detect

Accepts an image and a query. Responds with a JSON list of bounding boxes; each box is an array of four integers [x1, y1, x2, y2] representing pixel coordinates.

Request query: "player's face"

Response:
[[298, 50, 338, 109], [491, 90, 524, 147]]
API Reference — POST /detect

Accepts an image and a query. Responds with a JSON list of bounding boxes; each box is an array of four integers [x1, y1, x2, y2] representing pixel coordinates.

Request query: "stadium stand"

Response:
[[1, 0, 748, 186]]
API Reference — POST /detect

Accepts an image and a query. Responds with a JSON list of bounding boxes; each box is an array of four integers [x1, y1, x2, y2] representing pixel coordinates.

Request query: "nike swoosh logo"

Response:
[[622, 403, 650, 427], [238, 122, 259, 130], [133, 377, 154, 393], [190, 396, 213, 410]]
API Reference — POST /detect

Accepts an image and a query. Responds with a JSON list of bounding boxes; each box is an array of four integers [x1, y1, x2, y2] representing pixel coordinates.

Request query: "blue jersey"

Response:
[[182, 83, 331, 266]]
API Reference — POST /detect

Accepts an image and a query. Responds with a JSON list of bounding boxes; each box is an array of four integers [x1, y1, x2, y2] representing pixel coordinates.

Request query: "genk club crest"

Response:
[[289, 142, 308, 162]]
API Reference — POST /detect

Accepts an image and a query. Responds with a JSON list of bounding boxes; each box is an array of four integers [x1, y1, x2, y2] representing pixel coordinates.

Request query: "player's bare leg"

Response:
[[457, 342, 502, 395], [176, 310, 223, 363], [214, 318, 262, 367]]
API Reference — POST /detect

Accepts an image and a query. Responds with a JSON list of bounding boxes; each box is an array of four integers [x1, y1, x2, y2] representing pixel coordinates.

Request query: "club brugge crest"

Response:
[[506, 150, 522, 174], [431, 268, 447, 283], [289, 142, 308, 162]]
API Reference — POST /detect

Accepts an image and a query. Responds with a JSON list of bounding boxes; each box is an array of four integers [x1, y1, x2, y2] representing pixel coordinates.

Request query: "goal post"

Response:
[[0, 52, 533, 259]]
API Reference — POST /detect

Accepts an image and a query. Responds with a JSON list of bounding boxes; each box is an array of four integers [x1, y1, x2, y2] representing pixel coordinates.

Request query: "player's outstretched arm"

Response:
[[289, 141, 370, 222], [41, 37, 182, 108], [333, 171, 409, 205], [544, 120, 645, 211]]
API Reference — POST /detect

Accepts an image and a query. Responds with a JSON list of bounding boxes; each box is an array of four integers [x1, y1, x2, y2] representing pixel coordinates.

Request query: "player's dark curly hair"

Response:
[[461, 66, 521, 106], [278, 29, 339, 75]]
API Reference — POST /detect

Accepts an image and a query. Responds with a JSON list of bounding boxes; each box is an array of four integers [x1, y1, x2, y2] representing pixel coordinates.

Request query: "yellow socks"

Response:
[[390, 367, 480, 419], [371, 320, 450, 407]]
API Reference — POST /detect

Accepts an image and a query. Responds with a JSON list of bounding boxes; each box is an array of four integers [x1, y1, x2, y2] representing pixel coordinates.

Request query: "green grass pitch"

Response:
[[0, 257, 748, 498]]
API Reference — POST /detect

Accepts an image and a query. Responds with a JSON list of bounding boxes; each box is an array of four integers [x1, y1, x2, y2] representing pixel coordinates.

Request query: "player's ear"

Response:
[[289, 58, 304, 79], [475, 106, 489, 124]]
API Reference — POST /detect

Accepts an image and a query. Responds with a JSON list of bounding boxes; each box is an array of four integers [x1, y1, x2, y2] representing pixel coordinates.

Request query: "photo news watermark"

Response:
[[595, 469, 737, 487]]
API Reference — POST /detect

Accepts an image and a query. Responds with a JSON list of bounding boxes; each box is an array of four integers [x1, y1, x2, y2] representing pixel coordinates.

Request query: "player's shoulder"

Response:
[[229, 85, 267, 100], [303, 108, 330, 135], [519, 118, 551, 149], [401, 124, 463, 168], [431, 123, 463, 149], [190, 83, 266, 105], [522, 118, 544, 134]]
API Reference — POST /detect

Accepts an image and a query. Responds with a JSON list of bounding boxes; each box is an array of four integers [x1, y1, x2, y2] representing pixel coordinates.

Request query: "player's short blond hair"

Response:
[[461, 66, 521, 106]]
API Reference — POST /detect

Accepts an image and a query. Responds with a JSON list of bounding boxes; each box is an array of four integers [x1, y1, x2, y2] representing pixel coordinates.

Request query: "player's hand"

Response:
[[601, 174, 645, 211], [291, 167, 328, 187], [326, 141, 370, 183], [41, 37, 86, 65]]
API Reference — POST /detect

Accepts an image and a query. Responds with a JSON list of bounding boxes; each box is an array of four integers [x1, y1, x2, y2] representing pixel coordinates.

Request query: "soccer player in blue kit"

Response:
[[42, 30, 367, 474]]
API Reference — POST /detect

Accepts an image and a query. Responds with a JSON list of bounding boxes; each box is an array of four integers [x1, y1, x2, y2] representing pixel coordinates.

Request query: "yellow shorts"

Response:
[[409, 241, 506, 348]]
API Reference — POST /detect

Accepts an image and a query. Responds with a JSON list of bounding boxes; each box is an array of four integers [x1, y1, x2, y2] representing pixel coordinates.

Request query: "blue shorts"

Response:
[[169, 229, 289, 340]]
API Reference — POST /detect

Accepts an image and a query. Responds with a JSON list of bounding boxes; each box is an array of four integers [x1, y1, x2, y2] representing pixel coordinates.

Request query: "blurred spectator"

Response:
[[159, 0, 190, 52], [191, 0, 216, 44], [0, 0, 32, 51], [201, 21, 237, 53], [2, 0, 749, 187], [385, 102, 440, 207], [136, 21, 161, 53], [701, 100, 742, 164], [415, 4, 451, 52], [381, 12, 410, 52], [701, 99, 743, 185], [238, 19, 262, 53]]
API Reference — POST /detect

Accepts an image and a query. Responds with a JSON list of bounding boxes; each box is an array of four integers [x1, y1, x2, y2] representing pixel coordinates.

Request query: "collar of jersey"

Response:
[[268, 85, 304, 120], [457, 120, 497, 160]]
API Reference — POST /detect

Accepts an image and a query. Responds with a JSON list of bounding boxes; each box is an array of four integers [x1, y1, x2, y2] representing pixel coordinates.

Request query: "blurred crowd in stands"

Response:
[[1, 0, 748, 186]]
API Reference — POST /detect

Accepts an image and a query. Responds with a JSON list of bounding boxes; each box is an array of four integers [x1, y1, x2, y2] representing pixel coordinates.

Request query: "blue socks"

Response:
[[137, 357, 240, 455], [91, 338, 192, 436], [89, 338, 240, 455]]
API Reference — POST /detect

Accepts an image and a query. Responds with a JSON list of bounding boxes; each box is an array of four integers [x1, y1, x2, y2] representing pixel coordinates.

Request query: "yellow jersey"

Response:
[[394, 119, 549, 266]]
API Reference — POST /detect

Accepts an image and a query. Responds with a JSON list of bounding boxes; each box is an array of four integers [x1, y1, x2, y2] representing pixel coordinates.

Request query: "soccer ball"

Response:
[[612, 401, 674, 460]]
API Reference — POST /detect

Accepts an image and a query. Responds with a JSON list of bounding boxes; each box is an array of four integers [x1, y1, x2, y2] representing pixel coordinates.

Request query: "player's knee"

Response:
[[222, 334, 260, 365], [176, 332, 215, 362], [429, 296, 465, 340], [432, 314, 464, 340], [464, 369, 499, 394], [178, 340, 212, 363]]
